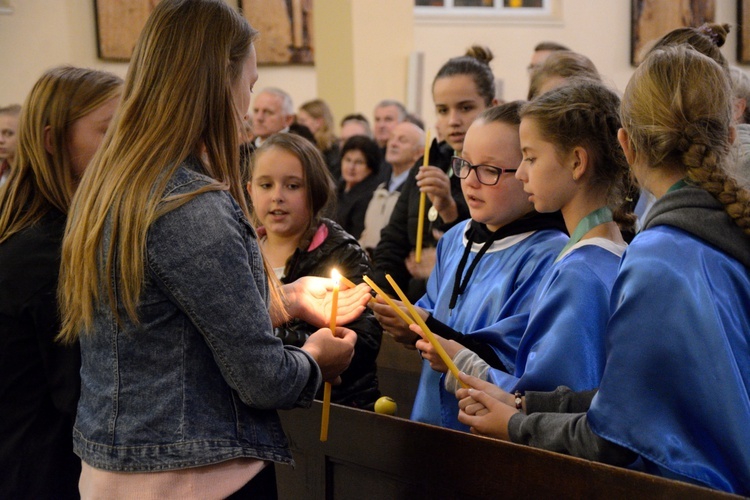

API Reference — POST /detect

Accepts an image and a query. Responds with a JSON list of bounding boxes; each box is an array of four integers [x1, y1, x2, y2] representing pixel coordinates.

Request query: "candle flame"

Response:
[[331, 269, 340, 284]]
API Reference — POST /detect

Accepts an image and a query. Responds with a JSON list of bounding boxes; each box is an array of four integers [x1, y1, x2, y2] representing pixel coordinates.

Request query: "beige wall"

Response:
[[0, 0, 745, 134], [413, 0, 742, 132]]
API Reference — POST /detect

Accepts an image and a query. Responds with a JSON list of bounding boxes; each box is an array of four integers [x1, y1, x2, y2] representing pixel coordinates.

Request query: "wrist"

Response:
[[437, 199, 458, 223]]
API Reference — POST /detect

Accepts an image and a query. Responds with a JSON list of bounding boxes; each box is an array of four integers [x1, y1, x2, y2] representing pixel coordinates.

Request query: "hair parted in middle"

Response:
[[250, 133, 336, 249], [340, 135, 382, 176], [59, 0, 259, 341]]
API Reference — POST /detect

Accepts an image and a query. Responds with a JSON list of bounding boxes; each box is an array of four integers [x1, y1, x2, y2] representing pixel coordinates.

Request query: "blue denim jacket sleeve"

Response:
[[146, 183, 321, 410]]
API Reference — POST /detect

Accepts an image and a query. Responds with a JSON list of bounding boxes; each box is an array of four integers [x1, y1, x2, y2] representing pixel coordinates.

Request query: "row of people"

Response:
[[2, 1, 748, 495], [371, 23, 749, 495]]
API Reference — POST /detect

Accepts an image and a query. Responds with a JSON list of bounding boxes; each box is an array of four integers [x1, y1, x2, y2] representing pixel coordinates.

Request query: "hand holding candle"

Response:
[[362, 275, 413, 326], [320, 269, 340, 442], [384, 274, 466, 388], [415, 129, 431, 263]]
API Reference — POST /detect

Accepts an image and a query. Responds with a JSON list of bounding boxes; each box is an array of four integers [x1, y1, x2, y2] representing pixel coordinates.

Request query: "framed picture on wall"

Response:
[[631, 0, 715, 66], [239, 0, 314, 65], [94, 0, 314, 65], [739, 0, 750, 63], [94, 0, 156, 61]]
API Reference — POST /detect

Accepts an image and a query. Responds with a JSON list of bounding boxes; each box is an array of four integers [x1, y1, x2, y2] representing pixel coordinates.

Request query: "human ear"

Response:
[[617, 128, 636, 165], [733, 97, 746, 123], [43, 125, 54, 155], [570, 146, 588, 182]]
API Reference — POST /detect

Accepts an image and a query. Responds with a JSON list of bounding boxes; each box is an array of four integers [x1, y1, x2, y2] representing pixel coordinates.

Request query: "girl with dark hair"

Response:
[[371, 45, 495, 303], [249, 133, 382, 410]]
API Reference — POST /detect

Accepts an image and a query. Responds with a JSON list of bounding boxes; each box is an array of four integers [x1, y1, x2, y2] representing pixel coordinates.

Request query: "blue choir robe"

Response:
[[411, 221, 567, 429], [488, 241, 624, 393], [587, 226, 750, 493]]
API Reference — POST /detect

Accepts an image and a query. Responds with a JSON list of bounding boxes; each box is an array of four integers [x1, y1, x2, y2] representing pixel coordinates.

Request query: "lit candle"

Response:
[[415, 130, 431, 263], [385, 274, 466, 387], [320, 269, 340, 442], [362, 275, 414, 326]]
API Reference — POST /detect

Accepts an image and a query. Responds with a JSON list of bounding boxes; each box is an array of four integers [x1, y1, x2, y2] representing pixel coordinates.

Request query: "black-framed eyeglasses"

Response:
[[451, 156, 517, 186]]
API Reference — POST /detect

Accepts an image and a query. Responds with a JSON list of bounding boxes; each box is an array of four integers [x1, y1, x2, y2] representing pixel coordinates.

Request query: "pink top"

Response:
[[79, 458, 266, 499]]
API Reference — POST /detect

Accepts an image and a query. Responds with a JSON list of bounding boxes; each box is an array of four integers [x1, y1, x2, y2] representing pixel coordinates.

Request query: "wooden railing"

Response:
[[275, 403, 741, 500], [274, 337, 741, 499]]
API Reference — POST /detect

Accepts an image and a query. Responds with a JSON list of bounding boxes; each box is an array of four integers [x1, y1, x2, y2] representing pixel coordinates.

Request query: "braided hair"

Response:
[[622, 45, 750, 235]]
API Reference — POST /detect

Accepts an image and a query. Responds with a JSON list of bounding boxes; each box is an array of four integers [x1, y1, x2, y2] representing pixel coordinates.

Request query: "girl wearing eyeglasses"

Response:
[[454, 45, 750, 496], [424, 80, 632, 408], [390, 101, 568, 430]]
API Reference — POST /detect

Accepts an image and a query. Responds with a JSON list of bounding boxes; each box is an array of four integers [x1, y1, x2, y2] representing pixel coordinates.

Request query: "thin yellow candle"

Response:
[[385, 274, 466, 388], [415, 129, 431, 263], [320, 269, 340, 442], [362, 275, 413, 326], [339, 275, 357, 289]]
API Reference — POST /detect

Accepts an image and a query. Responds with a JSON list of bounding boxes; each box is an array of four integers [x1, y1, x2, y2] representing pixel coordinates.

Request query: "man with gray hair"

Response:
[[373, 99, 407, 150], [252, 87, 295, 147]]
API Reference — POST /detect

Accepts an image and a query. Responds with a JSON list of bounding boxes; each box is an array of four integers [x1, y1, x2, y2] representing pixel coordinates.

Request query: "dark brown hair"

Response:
[[250, 133, 336, 247], [433, 45, 496, 106]]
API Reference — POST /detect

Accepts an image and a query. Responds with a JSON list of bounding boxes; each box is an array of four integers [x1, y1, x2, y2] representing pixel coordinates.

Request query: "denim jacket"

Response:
[[73, 156, 322, 472]]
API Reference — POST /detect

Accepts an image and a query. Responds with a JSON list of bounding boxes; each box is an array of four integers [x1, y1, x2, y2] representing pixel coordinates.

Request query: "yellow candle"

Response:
[[320, 270, 340, 442], [339, 275, 357, 290], [329, 270, 339, 332], [362, 275, 413, 326], [415, 130, 431, 263], [385, 274, 466, 387]]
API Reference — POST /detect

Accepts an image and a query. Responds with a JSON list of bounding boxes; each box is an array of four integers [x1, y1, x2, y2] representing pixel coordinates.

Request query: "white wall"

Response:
[[0, 0, 745, 131], [412, 0, 743, 131]]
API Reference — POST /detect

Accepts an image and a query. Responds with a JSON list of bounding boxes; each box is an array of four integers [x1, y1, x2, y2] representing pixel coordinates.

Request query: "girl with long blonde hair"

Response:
[[0, 65, 122, 499], [59, 0, 366, 496]]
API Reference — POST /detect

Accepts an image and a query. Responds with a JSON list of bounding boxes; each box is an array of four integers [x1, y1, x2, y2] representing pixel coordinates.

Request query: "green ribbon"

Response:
[[557, 206, 613, 260], [667, 178, 688, 193]]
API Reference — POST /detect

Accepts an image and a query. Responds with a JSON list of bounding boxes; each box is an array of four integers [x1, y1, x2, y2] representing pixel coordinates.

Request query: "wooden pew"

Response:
[[276, 403, 741, 499], [374, 336, 422, 419]]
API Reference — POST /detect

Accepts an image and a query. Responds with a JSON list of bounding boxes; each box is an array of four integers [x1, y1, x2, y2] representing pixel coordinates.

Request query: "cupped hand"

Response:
[[412, 326, 462, 373], [282, 276, 371, 328]]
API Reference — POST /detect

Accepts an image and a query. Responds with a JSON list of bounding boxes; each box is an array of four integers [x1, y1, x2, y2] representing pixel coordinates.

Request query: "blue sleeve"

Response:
[[489, 259, 611, 393]]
